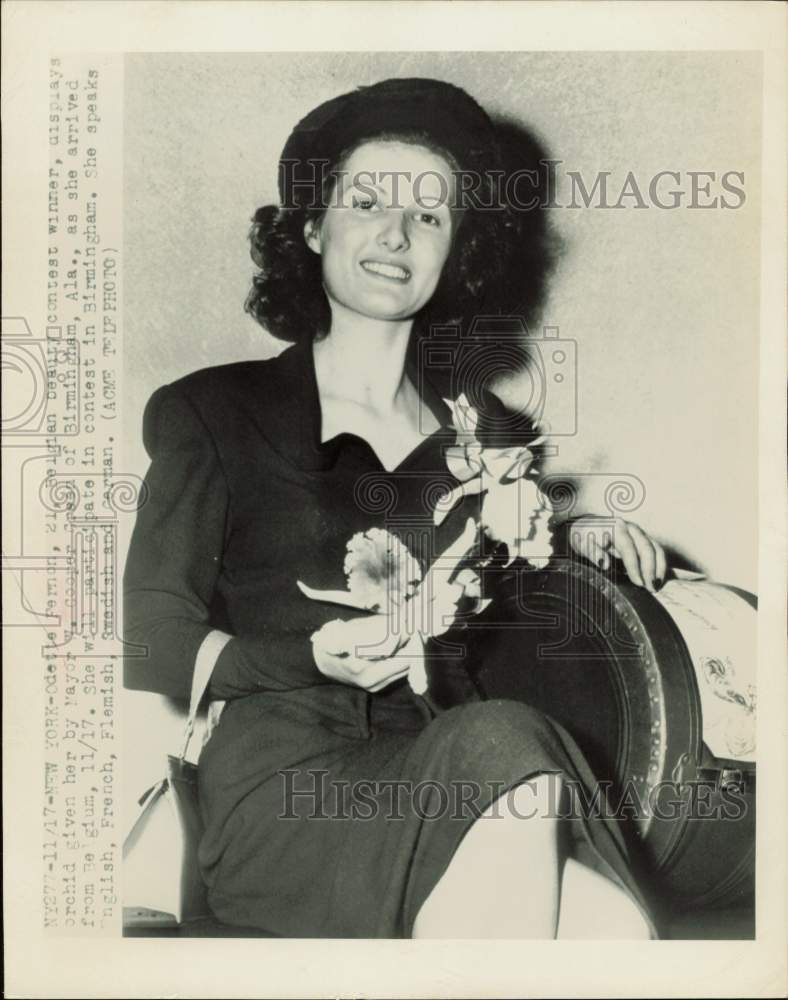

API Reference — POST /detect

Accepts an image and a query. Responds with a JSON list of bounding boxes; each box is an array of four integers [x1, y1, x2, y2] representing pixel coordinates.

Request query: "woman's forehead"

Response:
[[340, 139, 456, 203]]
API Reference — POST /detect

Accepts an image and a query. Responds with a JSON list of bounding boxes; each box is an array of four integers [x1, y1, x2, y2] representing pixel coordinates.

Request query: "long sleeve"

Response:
[[122, 383, 319, 702]]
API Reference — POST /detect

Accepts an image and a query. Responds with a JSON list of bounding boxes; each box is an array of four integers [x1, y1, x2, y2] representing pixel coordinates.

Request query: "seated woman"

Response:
[[124, 77, 666, 939]]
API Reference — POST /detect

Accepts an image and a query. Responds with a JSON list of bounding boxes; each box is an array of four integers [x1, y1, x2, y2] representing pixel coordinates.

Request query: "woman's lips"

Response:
[[360, 260, 411, 282]]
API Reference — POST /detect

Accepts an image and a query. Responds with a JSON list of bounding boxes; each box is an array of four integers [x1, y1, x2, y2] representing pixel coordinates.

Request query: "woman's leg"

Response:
[[412, 775, 652, 940], [556, 858, 651, 940], [412, 775, 561, 939]]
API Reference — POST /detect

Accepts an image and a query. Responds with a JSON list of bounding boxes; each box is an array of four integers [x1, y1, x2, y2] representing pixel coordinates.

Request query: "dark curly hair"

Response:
[[245, 125, 558, 369]]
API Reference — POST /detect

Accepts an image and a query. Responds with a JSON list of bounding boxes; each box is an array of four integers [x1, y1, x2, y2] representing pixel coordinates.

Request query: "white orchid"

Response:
[[435, 393, 554, 568], [297, 519, 488, 694]]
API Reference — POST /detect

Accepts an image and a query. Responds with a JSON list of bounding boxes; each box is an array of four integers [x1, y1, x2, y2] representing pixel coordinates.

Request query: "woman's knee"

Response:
[[439, 699, 559, 770], [503, 772, 563, 822]]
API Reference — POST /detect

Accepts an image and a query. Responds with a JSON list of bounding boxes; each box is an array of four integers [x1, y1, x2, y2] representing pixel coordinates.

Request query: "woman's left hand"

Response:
[[569, 516, 667, 592], [310, 614, 423, 693]]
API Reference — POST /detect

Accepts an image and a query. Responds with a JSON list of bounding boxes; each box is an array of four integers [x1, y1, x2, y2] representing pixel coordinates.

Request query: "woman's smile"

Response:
[[359, 259, 412, 282]]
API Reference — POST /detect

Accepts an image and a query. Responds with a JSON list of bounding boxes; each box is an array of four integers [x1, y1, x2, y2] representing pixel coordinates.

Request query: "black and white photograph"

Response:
[[2, 3, 786, 998], [122, 51, 759, 943]]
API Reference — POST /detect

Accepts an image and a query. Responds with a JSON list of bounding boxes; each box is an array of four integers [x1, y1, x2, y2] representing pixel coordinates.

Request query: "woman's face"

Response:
[[305, 140, 456, 324]]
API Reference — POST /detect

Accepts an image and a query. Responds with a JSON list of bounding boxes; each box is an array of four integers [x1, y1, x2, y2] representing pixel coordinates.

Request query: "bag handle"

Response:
[[178, 630, 232, 761]]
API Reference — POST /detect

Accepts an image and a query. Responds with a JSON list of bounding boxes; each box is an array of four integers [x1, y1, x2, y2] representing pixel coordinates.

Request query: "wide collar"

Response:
[[261, 335, 457, 473]]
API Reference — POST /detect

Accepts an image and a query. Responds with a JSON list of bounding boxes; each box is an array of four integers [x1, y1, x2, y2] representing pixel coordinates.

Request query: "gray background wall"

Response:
[[124, 51, 761, 591]]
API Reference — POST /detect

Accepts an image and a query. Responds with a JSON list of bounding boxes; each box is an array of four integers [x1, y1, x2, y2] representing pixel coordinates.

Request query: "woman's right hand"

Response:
[[310, 615, 420, 692]]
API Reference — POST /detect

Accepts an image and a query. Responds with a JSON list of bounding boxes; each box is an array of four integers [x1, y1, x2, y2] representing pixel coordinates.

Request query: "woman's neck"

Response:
[[313, 313, 415, 414]]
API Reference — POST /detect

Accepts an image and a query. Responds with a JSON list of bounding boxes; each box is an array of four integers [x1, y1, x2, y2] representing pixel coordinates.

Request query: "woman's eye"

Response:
[[352, 193, 378, 210], [418, 212, 440, 227]]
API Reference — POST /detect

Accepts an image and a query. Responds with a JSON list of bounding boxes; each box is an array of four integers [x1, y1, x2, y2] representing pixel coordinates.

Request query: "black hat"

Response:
[[278, 77, 499, 209]]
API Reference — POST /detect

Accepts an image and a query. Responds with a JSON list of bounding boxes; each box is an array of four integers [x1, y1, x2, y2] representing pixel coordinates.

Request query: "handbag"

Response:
[[122, 632, 229, 929]]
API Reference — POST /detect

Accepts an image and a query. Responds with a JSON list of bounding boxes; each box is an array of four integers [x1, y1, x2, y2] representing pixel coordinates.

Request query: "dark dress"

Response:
[[123, 336, 656, 938]]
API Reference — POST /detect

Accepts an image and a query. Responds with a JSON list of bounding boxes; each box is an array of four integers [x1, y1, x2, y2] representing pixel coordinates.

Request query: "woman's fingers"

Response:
[[312, 614, 400, 661], [313, 644, 415, 691], [570, 517, 668, 591], [312, 648, 357, 681], [654, 539, 667, 586], [366, 663, 412, 692], [608, 522, 645, 589], [571, 526, 612, 572], [349, 655, 412, 691], [611, 520, 667, 591], [590, 535, 611, 572], [625, 522, 658, 591]]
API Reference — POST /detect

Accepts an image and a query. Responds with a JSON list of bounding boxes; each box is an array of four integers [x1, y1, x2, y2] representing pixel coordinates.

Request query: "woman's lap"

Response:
[[198, 692, 650, 937]]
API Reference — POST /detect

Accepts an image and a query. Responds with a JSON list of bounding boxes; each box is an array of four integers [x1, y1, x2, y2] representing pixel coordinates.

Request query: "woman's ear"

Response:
[[304, 217, 322, 255]]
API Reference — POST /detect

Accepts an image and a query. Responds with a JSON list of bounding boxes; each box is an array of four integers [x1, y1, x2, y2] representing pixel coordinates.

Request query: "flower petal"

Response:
[[455, 567, 482, 599], [481, 445, 538, 482], [343, 527, 421, 610], [432, 477, 486, 526], [445, 444, 484, 481], [444, 393, 479, 436], [480, 478, 554, 567], [401, 632, 428, 695], [296, 580, 372, 610]]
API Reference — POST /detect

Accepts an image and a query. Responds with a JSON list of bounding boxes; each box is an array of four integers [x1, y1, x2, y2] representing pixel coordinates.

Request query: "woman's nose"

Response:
[[376, 211, 410, 251]]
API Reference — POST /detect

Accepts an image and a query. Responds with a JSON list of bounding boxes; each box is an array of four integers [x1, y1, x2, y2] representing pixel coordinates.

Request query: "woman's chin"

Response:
[[333, 296, 423, 325]]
